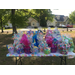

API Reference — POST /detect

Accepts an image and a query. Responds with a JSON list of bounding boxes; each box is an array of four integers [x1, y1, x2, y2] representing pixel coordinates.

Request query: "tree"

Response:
[[31, 9, 54, 27], [69, 10, 75, 24], [8, 9, 29, 33], [40, 9, 54, 27], [68, 11, 75, 32], [0, 9, 10, 33]]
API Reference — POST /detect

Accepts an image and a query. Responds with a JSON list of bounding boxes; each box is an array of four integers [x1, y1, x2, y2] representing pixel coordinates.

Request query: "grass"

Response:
[[0, 31, 75, 65], [73, 25, 75, 28], [0, 27, 26, 30], [0, 27, 63, 30]]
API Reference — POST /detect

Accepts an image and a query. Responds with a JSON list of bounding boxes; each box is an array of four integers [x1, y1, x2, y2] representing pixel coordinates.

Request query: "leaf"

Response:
[[69, 10, 75, 24], [31, 9, 54, 27]]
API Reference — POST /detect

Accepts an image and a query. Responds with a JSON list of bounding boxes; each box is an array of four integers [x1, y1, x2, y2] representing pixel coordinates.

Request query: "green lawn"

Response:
[[0, 32, 75, 65], [0, 27, 62, 31], [73, 25, 75, 28], [3, 28, 24, 30]]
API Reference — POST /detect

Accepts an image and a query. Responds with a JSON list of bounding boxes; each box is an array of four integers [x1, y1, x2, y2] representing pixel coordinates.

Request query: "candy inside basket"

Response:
[[7, 27, 74, 55]]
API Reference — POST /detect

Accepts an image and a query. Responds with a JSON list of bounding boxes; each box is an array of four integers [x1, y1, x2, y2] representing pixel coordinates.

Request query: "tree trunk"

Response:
[[1, 26, 3, 33], [67, 27, 68, 32], [39, 16, 40, 26], [1, 18, 3, 33], [13, 26, 17, 33], [12, 9, 17, 34]]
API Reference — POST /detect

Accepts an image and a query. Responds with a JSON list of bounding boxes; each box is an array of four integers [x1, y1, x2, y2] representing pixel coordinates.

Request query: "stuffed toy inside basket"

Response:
[[7, 45, 14, 54], [31, 46, 38, 54], [8, 48, 14, 54], [58, 44, 69, 55], [51, 47, 57, 53], [16, 48, 24, 54], [24, 46, 31, 54]]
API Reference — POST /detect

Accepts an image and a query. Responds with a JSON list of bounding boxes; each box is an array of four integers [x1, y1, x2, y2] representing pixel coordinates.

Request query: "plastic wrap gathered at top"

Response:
[[7, 27, 74, 55]]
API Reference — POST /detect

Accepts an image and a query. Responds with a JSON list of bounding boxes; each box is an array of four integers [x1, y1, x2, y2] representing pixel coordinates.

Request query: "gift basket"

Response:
[[13, 32, 22, 47], [45, 36, 57, 53], [57, 35, 71, 55], [69, 40, 74, 52], [7, 44, 14, 54], [51, 38, 58, 53], [62, 35, 74, 52], [30, 43, 39, 54], [32, 31, 39, 47], [24, 46, 31, 54], [31, 46, 38, 54], [45, 36, 53, 46], [37, 30, 49, 53], [15, 44, 25, 54], [38, 40, 49, 53], [38, 43, 44, 52], [58, 41, 70, 55], [7, 27, 74, 55], [37, 30, 44, 43], [37, 32, 44, 52], [27, 30, 34, 44], [32, 27, 43, 47], [44, 47, 51, 54], [53, 27, 60, 36], [20, 34, 31, 54], [51, 44, 57, 53], [45, 27, 53, 38]]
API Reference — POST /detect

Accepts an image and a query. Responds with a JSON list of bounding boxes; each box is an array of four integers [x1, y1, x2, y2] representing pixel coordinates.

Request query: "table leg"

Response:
[[65, 56, 66, 65], [20, 57, 22, 65], [15, 57, 22, 65], [60, 57, 63, 65], [60, 56, 67, 65], [15, 57, 17, 65]]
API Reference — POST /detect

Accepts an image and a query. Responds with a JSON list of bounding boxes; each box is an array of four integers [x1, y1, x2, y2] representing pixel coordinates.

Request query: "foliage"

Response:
[[0, 9, 10, 26], [8, 9, 31, 28], [69, 10, 75, 24], [31, 9, 54, 27], [0, 9, 10, 32]]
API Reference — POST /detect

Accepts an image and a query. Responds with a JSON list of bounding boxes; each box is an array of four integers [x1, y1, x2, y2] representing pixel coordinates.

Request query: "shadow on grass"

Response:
[[0, 34, 13, 46], [0, 33, 15, 65], [21, 57, 61, 65]]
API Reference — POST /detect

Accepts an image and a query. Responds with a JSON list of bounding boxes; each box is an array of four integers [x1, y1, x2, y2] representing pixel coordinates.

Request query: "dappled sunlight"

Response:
[[60, 31, 75, 38], [0, 35, 5, 39], [2, 32, 12, 35], [2, 45, 6, 48], [61, 33, 75, 38], [5, 37, 12, 40], [30, 57, 38, 60], [12, 57, 20, 61], [0, 42, 3, 44], [0, 33, 13, 47]]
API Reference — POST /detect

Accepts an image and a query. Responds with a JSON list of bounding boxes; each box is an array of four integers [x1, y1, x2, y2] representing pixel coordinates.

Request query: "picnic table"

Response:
[[6, 51, 75, 65]]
